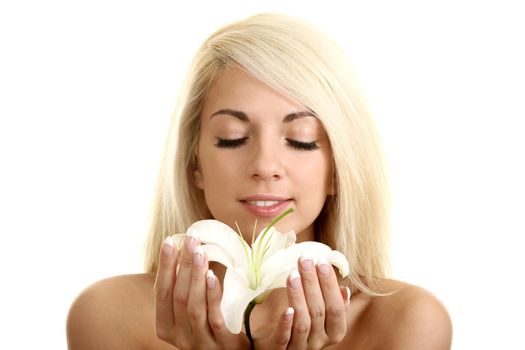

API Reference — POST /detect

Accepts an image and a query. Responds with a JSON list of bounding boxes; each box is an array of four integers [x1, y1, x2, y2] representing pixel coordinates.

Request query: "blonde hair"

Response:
[[144, 13, 391, 295]]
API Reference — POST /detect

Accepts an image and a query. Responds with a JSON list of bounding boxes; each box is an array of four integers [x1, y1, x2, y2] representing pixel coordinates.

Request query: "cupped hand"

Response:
[[153, 233, 250, 350], [253, 255, 351, 350]]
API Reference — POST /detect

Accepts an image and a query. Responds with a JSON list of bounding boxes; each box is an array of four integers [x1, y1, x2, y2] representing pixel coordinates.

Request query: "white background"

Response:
[[1, 1, 524, 349]]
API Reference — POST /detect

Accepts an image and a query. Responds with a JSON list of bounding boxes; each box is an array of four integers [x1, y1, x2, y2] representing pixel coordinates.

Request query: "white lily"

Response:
[[171, 209, 350, 334]]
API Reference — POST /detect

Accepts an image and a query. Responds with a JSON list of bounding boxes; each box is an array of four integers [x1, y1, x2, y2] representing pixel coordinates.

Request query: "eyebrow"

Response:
[[210, 109, 317, 122]]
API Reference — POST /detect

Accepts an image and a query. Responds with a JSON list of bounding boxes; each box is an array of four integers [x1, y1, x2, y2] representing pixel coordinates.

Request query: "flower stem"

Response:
[[263, 207, 295, 236], [244, 300, 256, 350], [255, 207, 295, 266]]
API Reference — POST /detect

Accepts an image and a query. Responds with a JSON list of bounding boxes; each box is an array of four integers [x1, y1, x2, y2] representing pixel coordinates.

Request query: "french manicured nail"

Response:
[[317, 257, 330, 276], [193, 245, 204, 267], [345, 286, 351, 302], [161, 236, 173, 256], [207, 269, 216, 289], [186, 228, 199, 252], [284, 307, 294, 321], [300, 253, 313, 271], [289, 269, 301, 290]]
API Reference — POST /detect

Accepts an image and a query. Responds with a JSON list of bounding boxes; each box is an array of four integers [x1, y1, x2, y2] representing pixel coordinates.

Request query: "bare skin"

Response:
[[67, 68, 452, 348], [67, 268, 452, 349]]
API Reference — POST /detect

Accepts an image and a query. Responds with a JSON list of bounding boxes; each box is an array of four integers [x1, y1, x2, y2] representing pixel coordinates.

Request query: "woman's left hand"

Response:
[[254, 256, 351, 349], [287, 256, 351, 349]]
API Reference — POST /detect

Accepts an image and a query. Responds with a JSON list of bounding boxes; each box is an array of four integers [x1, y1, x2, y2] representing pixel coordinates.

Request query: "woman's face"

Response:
[[194, 67, 334, 242]]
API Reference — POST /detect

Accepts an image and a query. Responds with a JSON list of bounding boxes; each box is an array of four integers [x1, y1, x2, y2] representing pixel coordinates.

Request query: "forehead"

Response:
[[201, 67, 307, 120]]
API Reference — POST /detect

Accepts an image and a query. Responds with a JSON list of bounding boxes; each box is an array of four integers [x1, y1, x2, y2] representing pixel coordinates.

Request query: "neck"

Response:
[[296, 224, 315, 243]]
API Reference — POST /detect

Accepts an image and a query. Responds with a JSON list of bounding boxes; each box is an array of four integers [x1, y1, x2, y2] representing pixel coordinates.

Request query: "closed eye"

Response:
[[215, 137, 249, 149], [286, 138, 319, 151], [214, 137, 319, 151]]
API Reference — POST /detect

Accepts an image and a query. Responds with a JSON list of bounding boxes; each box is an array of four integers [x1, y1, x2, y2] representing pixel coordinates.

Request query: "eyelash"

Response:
[[215, 137, 319, 151], [215, 137, 249, 149], [285, 138, 320, 151]]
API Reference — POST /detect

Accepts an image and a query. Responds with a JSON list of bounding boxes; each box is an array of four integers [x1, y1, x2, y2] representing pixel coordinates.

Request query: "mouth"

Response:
[[239, 195, 292, 218], [244, 200, 286, 207]]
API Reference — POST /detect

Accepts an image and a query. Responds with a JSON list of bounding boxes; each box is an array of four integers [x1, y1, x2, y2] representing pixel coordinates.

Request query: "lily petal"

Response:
[[287, 241, 350, 277], [201, 244, 235, 269], [221, 267, 265, 334], [260, 241, 350, 289], [254, 228, 296, 264], [187, 220, 251, 268], [325, 249, 350, 277], [171, 233, 186, 251]]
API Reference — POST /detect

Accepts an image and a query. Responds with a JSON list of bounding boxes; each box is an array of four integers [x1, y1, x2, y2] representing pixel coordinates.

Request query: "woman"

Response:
[[67, 13, 452, 349]]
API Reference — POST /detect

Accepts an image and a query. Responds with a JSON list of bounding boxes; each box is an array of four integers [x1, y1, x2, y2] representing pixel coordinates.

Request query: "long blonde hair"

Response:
[[144, 13, 391, 295]]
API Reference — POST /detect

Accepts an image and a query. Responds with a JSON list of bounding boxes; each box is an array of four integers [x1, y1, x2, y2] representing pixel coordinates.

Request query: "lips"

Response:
[[240, 195, 292, 218]]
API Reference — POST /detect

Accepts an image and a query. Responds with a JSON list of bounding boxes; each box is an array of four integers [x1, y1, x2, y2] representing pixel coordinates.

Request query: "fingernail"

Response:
[[317, 257, 330, 276], [284, 307, 294, 321], [300, 253, 313, 271], [207, 269, 216, 289], [289, 269, 301, 290], [345, 286, 351, 303], [193, 245, 204, 267], [161, 236, 173, 256], [186, 228, 198, 253]]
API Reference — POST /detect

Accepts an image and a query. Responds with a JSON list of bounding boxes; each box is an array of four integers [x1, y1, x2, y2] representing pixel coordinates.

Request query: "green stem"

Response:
[[244, 300, 256, 350], [254, 207, 294, 266], [263, 207, 294, 236]]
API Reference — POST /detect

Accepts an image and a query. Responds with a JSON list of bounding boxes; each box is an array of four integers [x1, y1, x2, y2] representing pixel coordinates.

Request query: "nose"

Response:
[[247, 140, 285, 182]]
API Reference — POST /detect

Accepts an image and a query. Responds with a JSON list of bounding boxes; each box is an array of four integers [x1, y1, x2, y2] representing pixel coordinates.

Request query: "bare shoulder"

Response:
[[66, 273, 157, 350], [363, 279, 453, 350]]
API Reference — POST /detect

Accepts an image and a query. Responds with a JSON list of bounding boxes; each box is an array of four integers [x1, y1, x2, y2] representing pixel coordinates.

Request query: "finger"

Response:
[[286, 269, 310, 349], [154, 236, 178, 341], [317, 257, 347, 343], [298, 254, 326, 341], [269, 307, 294, 349], [187, 246, 212, 340], [206, 270, 228, 339], [172, 230, 199, 337]]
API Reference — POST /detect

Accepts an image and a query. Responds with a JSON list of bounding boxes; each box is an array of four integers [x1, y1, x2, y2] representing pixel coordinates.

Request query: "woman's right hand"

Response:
[[154, 231, 299, 350], [153, 232, 250, 350]]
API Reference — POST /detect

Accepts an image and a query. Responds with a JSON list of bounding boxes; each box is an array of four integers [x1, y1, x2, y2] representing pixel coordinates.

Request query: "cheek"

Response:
[[292, 153, 331, 187], [199, 149, 240, 189]]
